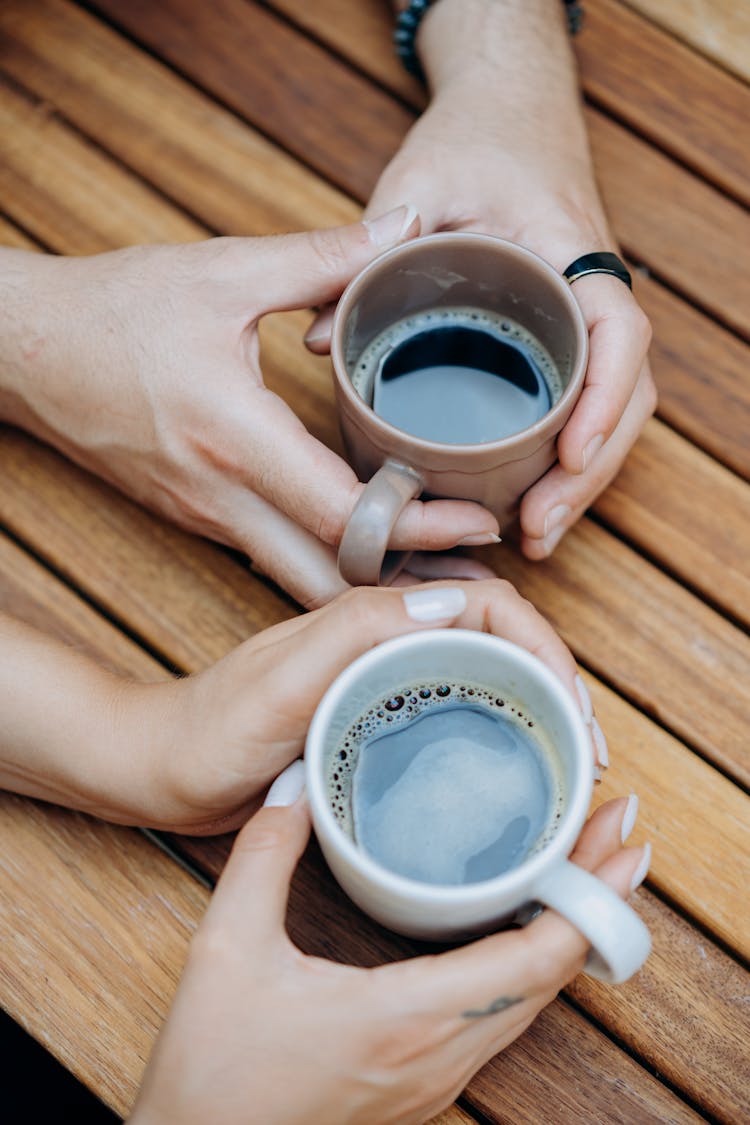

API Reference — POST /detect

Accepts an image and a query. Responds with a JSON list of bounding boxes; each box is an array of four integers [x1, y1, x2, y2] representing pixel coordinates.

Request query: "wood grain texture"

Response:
[[86, 0, 750, 337], [0, 0, 353, 235], [633, 271, 749, 479], [622, 0, 750, 83], [0, 793, 207, 1118], [269, 0, 750, 208], [0, 78, 198, 250], [3, 0, 748, 478]]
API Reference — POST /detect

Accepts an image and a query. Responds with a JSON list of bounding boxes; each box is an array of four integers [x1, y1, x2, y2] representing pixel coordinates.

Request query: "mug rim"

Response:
[[330, 232, 590, 456], [305, 629, 593, 907]]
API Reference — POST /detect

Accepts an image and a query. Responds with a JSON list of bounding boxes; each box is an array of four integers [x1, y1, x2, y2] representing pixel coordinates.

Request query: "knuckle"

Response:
[[338, 586, 388, 634], [631, 306, 653, 349], [307, 226, 357, 276]]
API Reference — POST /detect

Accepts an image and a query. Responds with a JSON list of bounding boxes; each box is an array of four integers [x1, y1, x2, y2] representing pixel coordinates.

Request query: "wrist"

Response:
[[0, 249, 59, 424]]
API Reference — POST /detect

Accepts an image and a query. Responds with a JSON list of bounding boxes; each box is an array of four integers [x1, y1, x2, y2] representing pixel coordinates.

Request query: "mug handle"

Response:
[[532, 860, 651, 984], [337, 460, 423, 587]]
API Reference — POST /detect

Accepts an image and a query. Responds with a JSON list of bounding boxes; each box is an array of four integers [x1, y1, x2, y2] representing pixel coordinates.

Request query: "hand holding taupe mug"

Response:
[[306, 629, 651, 984], [331, 233, 589, 586]]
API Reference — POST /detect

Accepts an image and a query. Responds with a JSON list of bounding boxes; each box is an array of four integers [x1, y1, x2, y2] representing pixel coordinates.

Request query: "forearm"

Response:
[[0, 612, 169, 824]]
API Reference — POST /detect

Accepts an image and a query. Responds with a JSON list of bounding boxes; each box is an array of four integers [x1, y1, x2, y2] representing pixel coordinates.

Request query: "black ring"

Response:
[[563, 252, 632, 290]]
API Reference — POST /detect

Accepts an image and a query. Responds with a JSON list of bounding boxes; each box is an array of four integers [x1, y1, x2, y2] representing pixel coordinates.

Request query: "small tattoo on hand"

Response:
[[462, 995, 524, 1019]]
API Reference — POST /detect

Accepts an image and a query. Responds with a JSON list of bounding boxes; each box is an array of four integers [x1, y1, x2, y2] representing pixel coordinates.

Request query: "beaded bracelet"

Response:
[[395, 0, 584, 81]]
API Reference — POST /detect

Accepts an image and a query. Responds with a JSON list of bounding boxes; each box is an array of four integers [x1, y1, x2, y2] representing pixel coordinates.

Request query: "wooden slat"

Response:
[[3, 0, 748, 479], [0, 78, 198, 251], [594, 420, 750, 623], [0, 794, 206, 1118], [622, 0, 750, 84], [88, 0, 750, 338], [0, 536, 698, 1125], [0, 213, 35, 249], [0, 0, 352, 235], [269, 0, 750, 208], [633, 272, 749, 479]]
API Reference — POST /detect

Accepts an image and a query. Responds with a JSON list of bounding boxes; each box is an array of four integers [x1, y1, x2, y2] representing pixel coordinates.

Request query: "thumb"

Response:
[[203, 762, 310, 942], [250, 204, 419, 313]]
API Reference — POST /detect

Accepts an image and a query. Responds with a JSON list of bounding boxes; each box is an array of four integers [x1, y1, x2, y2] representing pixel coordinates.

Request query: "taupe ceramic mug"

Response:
[[331, 233, 589, 586]]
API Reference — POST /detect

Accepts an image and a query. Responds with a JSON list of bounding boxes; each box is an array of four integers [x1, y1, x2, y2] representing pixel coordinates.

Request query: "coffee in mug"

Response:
[[353, 307, 563, 446], [331, 234, 589, 586], [305, 629, 651, 983], [328, 678, 565, 886]]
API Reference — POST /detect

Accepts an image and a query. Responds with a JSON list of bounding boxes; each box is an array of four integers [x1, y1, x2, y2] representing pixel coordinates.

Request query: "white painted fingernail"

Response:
[[582, 433, 604, 472], [263, 760, 306, 807], [544, 504, 571, 539], [403, 586, 467, 622], [541, 521, 567, 556], [456, 532, 502, 547], [629, 842, 651, 892], [364, 203, 419, 248], [591, 717, 609, 768], [575, 674, 593, 723], [593, 766, 602, 783], [621, 793, 639, 844]]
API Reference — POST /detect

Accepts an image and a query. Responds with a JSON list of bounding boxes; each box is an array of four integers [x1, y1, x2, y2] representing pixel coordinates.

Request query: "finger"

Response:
[[203, 762, 310, 942], [240, 206, 419, 313], [404, 800, 648, 1017], [519, 362, 657, 555], [303, 303, 335, 354], [397, 551, 498, 582], [557, 276, 652, 475], [231, 388, 499, 549]]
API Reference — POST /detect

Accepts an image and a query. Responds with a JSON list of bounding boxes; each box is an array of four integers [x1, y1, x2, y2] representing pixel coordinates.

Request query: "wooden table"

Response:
[[0, 2, 748, 1121]]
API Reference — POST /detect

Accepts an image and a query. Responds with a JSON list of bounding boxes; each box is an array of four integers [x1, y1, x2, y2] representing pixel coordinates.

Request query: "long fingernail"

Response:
[[629, 842, 651, 892], [582, 433, 604, 472], [541, 522, 567, 556], [364, 204, 419, 248], [544, 504, 571, 539], [263, 760, 306, 807], [304, 323, 331, 346], [575, 674, 593, 723], [403, 586, 467, 622], [456, 532, 502, 547], [591, 717, 609, 769], [621, 793, 639, 844]]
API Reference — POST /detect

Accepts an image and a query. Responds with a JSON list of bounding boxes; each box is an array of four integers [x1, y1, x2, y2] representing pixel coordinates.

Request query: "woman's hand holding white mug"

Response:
[[129, 777, 649, 1125]]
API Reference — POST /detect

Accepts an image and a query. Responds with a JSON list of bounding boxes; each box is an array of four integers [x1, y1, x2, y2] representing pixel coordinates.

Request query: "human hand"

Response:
[[307, 1, 656, 558], [0, 212, 500, 610], [139, 579, 607, 834], [129, 776, 649, 1125]]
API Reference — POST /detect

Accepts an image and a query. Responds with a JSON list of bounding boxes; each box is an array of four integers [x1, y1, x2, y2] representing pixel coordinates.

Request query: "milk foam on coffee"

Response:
[[327, 682, 564, 886], [352, 306, 563, 445]]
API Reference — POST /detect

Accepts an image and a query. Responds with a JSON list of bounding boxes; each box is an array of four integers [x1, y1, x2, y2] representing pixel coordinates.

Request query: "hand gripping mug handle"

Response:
[[531, 861, 651, 984], [337, 460, 423, 587]]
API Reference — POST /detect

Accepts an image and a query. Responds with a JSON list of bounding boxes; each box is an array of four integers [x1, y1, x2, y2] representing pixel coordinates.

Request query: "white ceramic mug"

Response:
[[305, 629, 651, 984]]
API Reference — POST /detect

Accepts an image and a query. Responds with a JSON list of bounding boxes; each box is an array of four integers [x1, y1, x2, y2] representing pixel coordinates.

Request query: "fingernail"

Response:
[[263, 760, 306, 807], [403, 586, 467, 622], [541, 522, 567, 556], [621, 793, 639, 844], [582, 433, 604, 472], [574, 674, 593, 723], [629, 842, 651, 892], [303, 323, 330, 346], [591, 717, 609, 769], [456, 532, 502, 547], [543, 504, 571, 539], [593, 766, 603, 783], [364, 204, 419, 248]]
